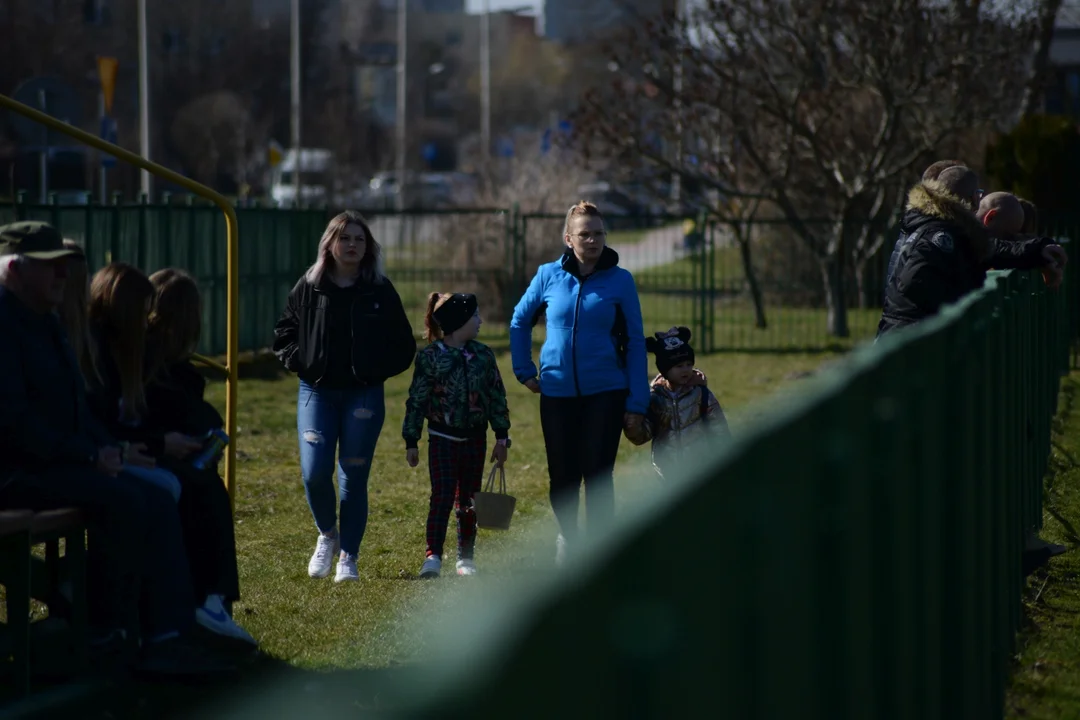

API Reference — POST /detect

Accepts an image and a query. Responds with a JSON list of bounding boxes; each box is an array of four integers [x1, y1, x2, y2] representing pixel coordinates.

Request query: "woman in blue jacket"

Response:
[[510, 200, 650, 563]]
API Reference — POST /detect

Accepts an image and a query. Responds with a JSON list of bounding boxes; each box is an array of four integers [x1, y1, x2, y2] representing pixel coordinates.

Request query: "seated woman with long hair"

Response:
[[144, 268, 254, 647], [86, 263, 255, 647], [59, 256, 181, 503]]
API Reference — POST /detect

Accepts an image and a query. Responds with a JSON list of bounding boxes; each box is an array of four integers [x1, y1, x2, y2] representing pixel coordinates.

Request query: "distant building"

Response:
[[543, 0, 668, 44], [1047, 3, 1080, 115]]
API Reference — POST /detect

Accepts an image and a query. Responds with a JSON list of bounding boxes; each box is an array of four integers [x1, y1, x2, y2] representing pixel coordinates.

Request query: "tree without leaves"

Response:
[[572, 0, 1044, 337]]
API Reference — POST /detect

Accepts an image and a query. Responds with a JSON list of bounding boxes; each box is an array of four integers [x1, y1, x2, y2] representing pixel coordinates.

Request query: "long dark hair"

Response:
[[88, 262, 154, 421], [146, 268, 202, 382]]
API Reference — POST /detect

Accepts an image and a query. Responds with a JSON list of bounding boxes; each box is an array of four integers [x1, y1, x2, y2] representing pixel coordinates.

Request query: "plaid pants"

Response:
[[427, 435, 487, 560]]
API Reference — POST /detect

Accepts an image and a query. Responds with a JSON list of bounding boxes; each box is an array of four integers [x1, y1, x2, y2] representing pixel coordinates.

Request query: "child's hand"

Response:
[[406, 448, 419, 467], [622, 412, 650, 446], [691, 369, 708, 386], [490, 443, 507, 468]]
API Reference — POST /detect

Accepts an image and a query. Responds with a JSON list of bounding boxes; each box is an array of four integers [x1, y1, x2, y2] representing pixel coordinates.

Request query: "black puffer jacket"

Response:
[[878, 182, 1052, 337], [272, 273, 416, 386]]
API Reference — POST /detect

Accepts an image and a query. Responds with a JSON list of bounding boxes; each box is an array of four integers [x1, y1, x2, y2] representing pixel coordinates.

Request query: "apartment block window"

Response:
[[204, 33, 226, 56], [33, 0, 56, 23], [162, 29, 187, 54], [83, 0, 111, 25]]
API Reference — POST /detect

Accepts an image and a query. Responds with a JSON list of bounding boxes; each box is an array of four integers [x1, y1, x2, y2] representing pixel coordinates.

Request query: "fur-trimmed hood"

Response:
[[904, 180, 989, 261]]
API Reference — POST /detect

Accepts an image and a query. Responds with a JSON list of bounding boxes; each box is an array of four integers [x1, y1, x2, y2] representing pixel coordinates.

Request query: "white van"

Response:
[[270, 148, 334, 208]]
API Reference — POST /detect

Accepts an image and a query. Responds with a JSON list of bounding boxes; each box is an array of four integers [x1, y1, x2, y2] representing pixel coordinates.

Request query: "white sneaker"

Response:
[[308, 532, 339, 578], [195, 595, 257, 646], [335, 552, 359, 583], [555, 534, 568, 567], [456, 559, 477, 577], [419, 555, 442, 579]]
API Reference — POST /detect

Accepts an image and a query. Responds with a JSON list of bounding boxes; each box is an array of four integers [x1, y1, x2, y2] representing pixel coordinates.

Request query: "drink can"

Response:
[[192, 428, 230, 471]]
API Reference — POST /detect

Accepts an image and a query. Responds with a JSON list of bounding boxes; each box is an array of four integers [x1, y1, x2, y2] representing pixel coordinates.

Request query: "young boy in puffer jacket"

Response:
[[623, 327, 730, 482]]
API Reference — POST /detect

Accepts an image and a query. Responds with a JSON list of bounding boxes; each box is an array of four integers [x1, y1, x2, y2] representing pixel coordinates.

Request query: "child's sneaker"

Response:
[[335, 552, 359, 583], [456, 559, 477, 577], [419, 555, 442, 579], [308, 531, 339, 578]]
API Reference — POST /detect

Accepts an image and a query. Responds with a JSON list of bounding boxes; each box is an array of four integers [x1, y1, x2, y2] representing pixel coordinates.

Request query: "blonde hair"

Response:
[[56, 239, 99, 386], [305, 210, 384, 286], [562, 200, 603, 238], [423, 292, 452, 342]]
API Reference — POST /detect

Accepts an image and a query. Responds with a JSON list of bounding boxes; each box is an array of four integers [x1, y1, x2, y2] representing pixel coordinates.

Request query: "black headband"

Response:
[[433, 293, 478, 336]]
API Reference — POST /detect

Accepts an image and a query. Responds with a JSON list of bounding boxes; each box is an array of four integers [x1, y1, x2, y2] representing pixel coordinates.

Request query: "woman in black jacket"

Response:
[[272, 210, 416, 583]]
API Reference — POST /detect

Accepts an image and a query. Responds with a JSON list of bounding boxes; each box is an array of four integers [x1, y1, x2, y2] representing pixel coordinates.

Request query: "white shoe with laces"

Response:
[[419, 555, 442, 579], [308, 532, 339, 579], [195, 594, 257, 646], [335, 552, 359, 583], [456, 559, 477, 577]]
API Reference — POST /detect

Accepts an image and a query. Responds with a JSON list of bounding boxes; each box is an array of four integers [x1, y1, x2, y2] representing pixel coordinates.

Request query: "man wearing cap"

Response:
[[0, 221, 232, 677]]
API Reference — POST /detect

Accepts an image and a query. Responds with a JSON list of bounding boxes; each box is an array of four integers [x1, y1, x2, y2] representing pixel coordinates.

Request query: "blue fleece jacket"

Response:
[[509, 247, 651, 415]]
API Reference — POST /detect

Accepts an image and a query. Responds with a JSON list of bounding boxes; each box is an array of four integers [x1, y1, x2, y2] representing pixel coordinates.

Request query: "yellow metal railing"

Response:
[[0, 94, 241, 508]]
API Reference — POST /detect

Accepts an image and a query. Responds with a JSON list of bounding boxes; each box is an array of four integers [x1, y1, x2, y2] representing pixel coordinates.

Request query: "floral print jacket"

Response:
[[402, 340, 511, 449]]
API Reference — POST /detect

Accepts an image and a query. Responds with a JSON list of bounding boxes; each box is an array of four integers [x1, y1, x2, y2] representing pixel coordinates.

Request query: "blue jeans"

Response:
[[297, 380, 386, 556], [123, 465, 181, 502]]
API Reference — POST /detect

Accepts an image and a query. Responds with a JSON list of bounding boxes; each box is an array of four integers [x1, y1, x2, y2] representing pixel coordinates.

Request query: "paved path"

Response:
[[617, 224, 735, 273], [369, 215, 727, 274], [616, 225, 685, 273]]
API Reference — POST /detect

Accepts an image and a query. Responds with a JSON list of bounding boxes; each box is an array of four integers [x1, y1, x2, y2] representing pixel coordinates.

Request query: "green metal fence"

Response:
[[4, 195, 1077, 357], [392, 267, 1074, 720]]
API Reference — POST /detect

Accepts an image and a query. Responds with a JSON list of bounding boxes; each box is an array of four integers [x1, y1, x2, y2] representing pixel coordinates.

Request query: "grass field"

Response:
[[207, 348, 843, 669], [1006, 373, 1080, 719]]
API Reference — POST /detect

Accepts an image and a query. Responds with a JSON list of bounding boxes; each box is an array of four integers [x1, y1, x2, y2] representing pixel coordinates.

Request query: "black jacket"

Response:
[[0, 286, 112, 475], [272, 273, 416, 386], [878, 182, 1052, 337], [145, 359, 224, 439], [884, 205, 1053, 301]]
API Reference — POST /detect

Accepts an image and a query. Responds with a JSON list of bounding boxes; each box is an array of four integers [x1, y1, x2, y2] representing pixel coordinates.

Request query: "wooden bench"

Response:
[[0, 508, 88, 700], [0, 509, 35, 699]]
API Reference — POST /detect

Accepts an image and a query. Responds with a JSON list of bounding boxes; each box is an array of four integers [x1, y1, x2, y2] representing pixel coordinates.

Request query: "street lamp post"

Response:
[[480, 0, 491, 165], [137, 0, 151, 197], [395, 0, 408, 212], [291, 0, 302, 208]]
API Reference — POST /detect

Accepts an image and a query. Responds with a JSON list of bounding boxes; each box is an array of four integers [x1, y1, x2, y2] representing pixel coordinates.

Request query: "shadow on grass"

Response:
[[4, 653, 417, 719]]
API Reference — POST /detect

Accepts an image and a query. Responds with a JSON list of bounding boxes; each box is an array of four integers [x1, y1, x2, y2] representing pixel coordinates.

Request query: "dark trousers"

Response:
[[164, 461, 240, 604], [426, 435, 486, 560], [539, 390, 626, 544], [0, 465, 195, 638]]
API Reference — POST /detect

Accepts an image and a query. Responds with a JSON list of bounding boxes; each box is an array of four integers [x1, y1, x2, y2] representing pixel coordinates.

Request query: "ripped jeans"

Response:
[[297, 380, 386, 556]]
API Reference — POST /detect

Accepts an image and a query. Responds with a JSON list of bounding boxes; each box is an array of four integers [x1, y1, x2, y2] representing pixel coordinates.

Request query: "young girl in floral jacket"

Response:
[[403, 292, 511, 579], [625, 326, 730, 482]]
